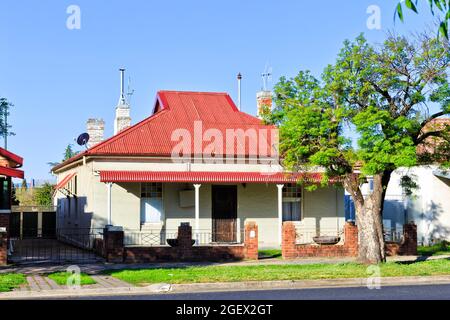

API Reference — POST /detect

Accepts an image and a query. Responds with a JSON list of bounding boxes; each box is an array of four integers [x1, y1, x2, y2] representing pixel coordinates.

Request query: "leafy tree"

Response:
[[0, 98, 16, 149], [33, 183, 54, 206], [20, 178, 28, 192], [48, 144, 80, 170], [396, 0, 450, 39], [266, 33, 450, 264], [63, 144, 78, 161], [11, 183, 20, 206]]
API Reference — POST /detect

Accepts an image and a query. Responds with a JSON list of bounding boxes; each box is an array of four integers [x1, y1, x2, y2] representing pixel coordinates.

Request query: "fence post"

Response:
[[103, 226, 124, 263], [282, 221, 297, 259], [177, 222, 193, 260], [400, 223, 417, 256], [244, 221, 258, 260], [0, 213, 9, 265], [343, 221, 359, 256]]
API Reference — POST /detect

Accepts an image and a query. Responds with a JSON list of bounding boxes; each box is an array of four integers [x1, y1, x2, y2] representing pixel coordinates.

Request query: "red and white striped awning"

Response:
[[99, 171, 338, 184]]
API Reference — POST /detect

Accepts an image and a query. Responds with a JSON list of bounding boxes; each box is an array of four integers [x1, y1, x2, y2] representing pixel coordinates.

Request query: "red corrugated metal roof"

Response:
[[99, 171, 337, 184], [0, 147, 23, 168], [53, 91, 276, 172], [0, 166, 24, 179]]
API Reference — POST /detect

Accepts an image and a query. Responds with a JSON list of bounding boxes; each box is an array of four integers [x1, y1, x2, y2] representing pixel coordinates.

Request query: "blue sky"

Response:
[[0, 0, 438, 180]]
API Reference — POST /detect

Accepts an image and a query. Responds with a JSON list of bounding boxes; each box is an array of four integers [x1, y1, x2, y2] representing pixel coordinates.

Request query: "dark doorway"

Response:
[[22, 212, 38, 238], [42, 212, 56, 238], [211, 185, 237, 243], [9, 212, 20, 238]]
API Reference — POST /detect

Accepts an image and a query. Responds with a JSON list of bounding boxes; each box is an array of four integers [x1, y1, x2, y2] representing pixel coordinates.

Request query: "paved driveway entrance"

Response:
[[8, 229, 104, 264]]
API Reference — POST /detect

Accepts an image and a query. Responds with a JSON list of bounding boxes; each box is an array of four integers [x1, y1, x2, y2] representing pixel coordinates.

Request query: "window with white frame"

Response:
[[140, 183, 163, 224], [282, 183, 302, 221]]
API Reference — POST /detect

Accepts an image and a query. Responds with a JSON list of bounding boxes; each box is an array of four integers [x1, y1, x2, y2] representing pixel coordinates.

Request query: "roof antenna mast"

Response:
[[119, 68, 127, 105], [237, 73, 242, 111]]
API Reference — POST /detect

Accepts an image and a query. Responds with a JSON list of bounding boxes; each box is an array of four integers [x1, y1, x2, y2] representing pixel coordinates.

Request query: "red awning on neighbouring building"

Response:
[[0, 166, 24, 179], [99, 171, 338, 184]]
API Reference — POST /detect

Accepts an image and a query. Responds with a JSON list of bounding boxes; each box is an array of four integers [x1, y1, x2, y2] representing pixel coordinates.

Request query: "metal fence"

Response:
[[124, 229, 179, 246], [193, 229, 245, 245], [384, 228, 404, 243], [8, 228, 104, 264], [294, 226, 344, 245], [124, 229, 245, 247]]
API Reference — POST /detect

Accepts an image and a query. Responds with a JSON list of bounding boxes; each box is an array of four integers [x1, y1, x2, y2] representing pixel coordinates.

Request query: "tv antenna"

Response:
[[76, 132, 90, 149], [261, 63, 272, 91], [127, 76, 135, 106]]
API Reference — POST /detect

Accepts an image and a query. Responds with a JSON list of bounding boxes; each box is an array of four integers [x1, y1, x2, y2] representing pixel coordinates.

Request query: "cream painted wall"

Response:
[[54, 159, 344, 248]]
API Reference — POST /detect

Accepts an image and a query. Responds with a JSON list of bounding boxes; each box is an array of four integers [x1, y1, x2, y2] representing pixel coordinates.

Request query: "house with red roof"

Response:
[[0, 147, 24, 265], [52, 91, 345, 248]]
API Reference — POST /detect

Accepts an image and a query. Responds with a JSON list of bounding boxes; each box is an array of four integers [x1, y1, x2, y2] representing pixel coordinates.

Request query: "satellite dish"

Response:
[[76, 133, 90, 148]]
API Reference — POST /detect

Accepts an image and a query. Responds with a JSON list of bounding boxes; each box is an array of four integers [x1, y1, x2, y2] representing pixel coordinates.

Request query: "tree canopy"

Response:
[[396, 0, 450, 39], [266, 32, 450, 263], [268, 33, 450, 179]]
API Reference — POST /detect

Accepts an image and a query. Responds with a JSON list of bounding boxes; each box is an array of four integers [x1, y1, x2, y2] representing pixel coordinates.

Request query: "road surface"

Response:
[[48, 284, 450, 300]]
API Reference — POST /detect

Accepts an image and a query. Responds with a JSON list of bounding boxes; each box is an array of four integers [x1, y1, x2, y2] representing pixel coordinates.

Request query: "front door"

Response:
[[212, 185, 237, 243]]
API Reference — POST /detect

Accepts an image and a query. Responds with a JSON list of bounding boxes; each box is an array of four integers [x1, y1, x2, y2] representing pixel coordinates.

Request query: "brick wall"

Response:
[[0, 213, 9, 265], [282, 221, 359, 259], [385, 223, 417, 256], [283, 221, 417, 259], [103, 228, 124, 263], [124, 221, 259, 264]]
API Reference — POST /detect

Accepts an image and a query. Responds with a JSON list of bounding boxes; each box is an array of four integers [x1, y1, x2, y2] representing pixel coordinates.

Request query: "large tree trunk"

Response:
[[344, 172, 392, 264]]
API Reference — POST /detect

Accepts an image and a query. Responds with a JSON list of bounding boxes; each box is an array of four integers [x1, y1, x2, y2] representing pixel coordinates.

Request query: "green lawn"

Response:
[[0, 273, 26, 292], [47, 272, 96, 286], [105, 259, 450, 286], [418, 242, 450, 256], [258, 249, 282, 259]]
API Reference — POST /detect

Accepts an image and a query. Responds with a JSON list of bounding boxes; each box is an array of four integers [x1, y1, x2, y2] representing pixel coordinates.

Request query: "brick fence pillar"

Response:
[[244, 221, 258, 260], [400, 223, 417, 255], [343, 221, 358, 256], [103, 227, 124, 263], [282, 221, 297, 259], [177, 222, 193, 260], [0, 213, 9, 266]]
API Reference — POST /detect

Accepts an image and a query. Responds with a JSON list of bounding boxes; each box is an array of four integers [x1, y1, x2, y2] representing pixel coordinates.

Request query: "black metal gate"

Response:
[[8, 228, 104, 264]]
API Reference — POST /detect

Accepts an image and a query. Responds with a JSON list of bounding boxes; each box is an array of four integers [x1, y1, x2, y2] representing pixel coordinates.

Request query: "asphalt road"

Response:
[[58, 284, 450, 300]]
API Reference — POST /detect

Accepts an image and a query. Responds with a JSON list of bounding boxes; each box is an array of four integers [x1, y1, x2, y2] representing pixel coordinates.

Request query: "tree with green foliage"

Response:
[[48, 144, 80, 170], [63, 144, 78, 161], [0, 98, 15, 149], [33, 183, 54, 206], [396, 0, 450, 39], [265, 32, 450, 264]]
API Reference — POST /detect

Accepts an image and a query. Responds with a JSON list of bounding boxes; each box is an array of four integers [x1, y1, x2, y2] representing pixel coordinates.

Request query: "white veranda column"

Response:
[[106, 182, 113, 226], [277, 184, 284, 245], [193, 184, 201, 244]]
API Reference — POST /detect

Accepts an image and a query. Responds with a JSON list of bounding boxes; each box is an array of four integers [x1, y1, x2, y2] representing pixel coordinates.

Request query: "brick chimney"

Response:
[[256, 90, 272, 119], [86, 118, 105, 148]]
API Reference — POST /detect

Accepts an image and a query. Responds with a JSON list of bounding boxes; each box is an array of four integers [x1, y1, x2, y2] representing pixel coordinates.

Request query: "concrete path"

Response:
[[13, 274, 133, 293]]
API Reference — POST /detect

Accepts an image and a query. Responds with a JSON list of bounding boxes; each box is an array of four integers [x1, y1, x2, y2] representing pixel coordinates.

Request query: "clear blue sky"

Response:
[[0, 0, 437, 180]]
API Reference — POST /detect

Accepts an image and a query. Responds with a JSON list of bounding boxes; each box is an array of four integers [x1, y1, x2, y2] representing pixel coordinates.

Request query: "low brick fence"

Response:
[[385, 223, 418, 256], [101, 221, 259, 263], [282, 221, 417, 259], [282, 221, 358, 259]]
